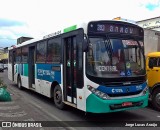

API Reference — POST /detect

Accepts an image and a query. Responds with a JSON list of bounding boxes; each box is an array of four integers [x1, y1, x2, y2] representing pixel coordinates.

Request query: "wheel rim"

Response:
[[155, 93, 160, 105], [55, 89, 62, 104]]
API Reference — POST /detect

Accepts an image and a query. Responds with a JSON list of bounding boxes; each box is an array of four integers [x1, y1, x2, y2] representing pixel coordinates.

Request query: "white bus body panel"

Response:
[[21, 75, 29, 89]]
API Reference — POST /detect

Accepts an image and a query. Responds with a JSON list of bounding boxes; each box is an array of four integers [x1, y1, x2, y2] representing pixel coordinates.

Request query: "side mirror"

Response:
[[83, 39, 88, 52], [83, 34, 90, 52]]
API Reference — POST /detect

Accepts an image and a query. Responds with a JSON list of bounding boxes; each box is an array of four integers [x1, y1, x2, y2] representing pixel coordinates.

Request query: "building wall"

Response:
[[0, 53, 8, 60], [0, 47, 8, 63], [143, 29, 159, 55], [137, 17, 160, 54]]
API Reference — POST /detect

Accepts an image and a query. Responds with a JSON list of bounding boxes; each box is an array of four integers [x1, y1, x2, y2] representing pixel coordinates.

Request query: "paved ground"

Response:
[[0, 71, 67, 130]]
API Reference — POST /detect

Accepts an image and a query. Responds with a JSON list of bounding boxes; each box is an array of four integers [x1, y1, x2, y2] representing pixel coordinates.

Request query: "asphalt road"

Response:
[[0, 70, 160, 130]]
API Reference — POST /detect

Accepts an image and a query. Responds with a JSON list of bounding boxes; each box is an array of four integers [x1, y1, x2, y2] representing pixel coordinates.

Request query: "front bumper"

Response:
[[86, 92, 149, 113]]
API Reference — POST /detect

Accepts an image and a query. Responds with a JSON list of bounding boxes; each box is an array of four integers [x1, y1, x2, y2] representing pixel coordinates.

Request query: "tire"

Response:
[[17, 76, 23, 90], [53, 85, 65, 109], [152, 88, 160, 111]]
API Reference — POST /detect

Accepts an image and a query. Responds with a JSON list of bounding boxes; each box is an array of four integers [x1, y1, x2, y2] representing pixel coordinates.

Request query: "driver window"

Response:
[[149, 57, 158, 68], [158, 58, 160, 67]]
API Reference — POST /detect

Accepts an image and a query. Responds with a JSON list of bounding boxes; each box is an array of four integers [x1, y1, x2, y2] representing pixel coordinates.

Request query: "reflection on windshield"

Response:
[[86, 38, 145, 78]]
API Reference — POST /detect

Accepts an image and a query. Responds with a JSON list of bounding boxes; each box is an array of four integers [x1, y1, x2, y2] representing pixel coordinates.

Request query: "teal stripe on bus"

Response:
[[23, 64, 28, 76], [16, 64, 28, 76]]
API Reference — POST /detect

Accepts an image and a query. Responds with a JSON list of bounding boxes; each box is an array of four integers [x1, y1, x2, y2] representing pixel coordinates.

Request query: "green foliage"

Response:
[[0, 87, 11, 101], [0, 78, 11, 101], [0, 78, 3, 86]]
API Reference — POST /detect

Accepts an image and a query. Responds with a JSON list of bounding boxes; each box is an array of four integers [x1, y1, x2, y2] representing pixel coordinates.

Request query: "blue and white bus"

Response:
[[8, 20, 148, 113]]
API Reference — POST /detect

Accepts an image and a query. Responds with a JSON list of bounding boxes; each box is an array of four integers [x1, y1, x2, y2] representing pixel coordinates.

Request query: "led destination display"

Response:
[[88, 22, 143, 36]]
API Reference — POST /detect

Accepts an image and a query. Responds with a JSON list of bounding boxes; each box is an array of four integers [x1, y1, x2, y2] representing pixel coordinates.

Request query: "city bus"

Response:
[[8, 20, 148, 113]]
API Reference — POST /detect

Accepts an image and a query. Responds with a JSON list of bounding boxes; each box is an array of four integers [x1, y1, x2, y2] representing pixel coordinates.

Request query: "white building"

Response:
[[136, 17, 160, 54], [136, 16, 160, 31]]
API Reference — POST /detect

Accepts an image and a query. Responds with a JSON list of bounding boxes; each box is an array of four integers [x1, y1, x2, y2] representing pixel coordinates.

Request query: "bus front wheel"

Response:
[[152, 88, 160, 111], [53, 85, 65, 109]]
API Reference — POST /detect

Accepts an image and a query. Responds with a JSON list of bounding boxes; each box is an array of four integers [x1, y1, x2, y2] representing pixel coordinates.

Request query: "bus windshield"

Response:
[[86, 37, 145, 78]]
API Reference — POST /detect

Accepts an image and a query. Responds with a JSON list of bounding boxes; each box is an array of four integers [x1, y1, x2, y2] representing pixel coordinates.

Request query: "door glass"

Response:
[[63, 29, 84, 103], [66, 38, 72, 97], [73, 37, 77, 98], [29, 47, 35, 86], [66, 37, 77, 103]]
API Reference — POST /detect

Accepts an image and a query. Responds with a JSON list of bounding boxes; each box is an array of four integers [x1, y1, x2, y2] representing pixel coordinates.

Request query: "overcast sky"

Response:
[[0, 0, 160, 47]]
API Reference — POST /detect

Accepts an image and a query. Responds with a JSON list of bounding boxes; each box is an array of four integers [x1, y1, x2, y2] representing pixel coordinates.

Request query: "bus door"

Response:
[[28, 46, 35, 89], [12, 50, 16, 81], [63, 29, 84, 105]]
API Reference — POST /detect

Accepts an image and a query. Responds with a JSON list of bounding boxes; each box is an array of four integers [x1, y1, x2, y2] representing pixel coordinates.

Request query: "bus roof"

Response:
[[8, 20, 142, 50], [8, 38, 42, 50], [147, 52, 160, 57], [8, 22, 88, 50]]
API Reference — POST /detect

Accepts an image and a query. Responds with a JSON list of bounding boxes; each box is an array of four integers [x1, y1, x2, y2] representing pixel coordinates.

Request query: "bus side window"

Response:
[[47, 37, 61, 63], [9, 50, 12, 63], [16, 48, 21, 63], [22, 47, 28, 63], [36, 41, 47, 63]]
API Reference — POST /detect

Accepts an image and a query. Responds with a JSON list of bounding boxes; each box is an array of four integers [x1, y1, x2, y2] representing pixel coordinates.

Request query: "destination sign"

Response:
[[88, 22, 143, 36], [122, 40, 144, 46]]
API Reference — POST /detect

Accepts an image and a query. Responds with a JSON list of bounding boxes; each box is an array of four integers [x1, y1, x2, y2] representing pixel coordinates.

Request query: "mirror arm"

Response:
[[83, 34, 89, 52]]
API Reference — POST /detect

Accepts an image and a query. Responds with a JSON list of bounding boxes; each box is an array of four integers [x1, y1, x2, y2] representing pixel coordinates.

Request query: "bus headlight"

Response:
[[87, 85, 110, 100], [142, 86, 148, 95]]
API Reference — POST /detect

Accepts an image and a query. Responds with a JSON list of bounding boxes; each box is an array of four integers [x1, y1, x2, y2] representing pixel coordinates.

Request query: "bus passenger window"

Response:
[[36, 41, 47, 63], [47, 38, 61, 63], [16, 48, 21, 63], [22, 47, 28, 63]]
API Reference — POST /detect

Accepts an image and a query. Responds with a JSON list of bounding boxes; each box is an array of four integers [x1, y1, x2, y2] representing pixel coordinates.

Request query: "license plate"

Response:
[[122, 102, 132, 107]]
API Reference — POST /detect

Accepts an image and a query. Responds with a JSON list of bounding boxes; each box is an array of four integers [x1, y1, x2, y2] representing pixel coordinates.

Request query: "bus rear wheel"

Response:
[[152, 88, 160, 111], [53, 85, 65, 109], [17, 76, 22, 90]]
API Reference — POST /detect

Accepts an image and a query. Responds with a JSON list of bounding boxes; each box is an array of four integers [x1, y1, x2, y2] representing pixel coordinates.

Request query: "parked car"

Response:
[[3, 64, 8, 70], [0, 63, 4, 72]]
